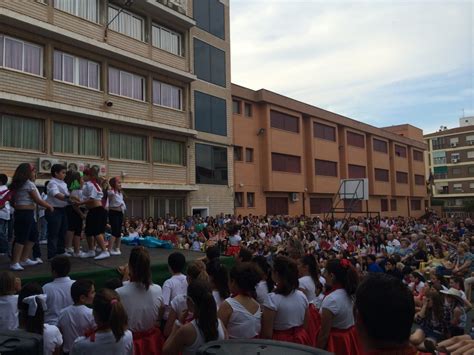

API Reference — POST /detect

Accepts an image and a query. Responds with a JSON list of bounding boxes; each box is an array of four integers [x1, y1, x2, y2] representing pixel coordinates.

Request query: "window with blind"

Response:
[[310, 198, 332, 214], [0, 35, 43, 76], [381, 199, 388, 212], [247, 192, 255, 208], [53, 51, 99, 90], [53, 122, 101, 157], [152, 138, 184, 165], [452, 167, 461, 175], [396, 171, 408, 184], [348, 164, 366, 178], [414, 174, 425, 185], [373, 138, 388, 153], [234, 192, 243, 208], [411, 199, 421, 211], [245, 148, 254, 163], [154, 197, 184, 218], [54, 0, 98, 22], [195, 143, 228, 185], [109, 132, 146, 161], [374, 168, 389, 182], [347, 131, 365, 148], [244, 103, 252, 117], [194, 39, 226, 87], [266, 197, 288, 215], [315, 159, 337, 177], [390, 199, 397, 211], [413, 150, 424, 161], [152, 81, 182, 110], [108, 6, 144, 41], [270, 110, 299, 133], [0, 114, 43, 151], [193, 0, 225, 39], [234, 146, 242, 161], [395, 144, 407, 158], [194, 91, 227, 136], [233, 100, 241, 114], [314, 122, 336, 141], [108, 67, 145, 101], [271, 153, 301, 173], [152, 24, 182, 56], [468, 166, 474, 175]]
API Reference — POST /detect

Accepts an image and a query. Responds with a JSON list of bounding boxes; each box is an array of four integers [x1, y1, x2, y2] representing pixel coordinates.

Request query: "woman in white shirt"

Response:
[[107, 177, 126, 256], [116, 246, 163, 355], [218, 263, 262, 339]]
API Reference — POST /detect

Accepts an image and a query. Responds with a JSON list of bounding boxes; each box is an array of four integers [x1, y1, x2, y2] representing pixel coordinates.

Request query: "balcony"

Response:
[[133, 0, 196, 28]]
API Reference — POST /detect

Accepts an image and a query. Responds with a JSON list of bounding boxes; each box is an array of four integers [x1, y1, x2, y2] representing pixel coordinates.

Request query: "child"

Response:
[[163, 280, 227, 355], [18, 282, 63, 355], [207, 260, 230, 309], [161, 252, 187, 326], [58, 279, 96, 354], [0, 271, 21, 330], [107, 177, 126, 256], [218, 263, 262, 339], [43, 256, 75, 325], [252, 255, 274, 305], [70, 288, 132, 355], [0, 173, 11, 256]]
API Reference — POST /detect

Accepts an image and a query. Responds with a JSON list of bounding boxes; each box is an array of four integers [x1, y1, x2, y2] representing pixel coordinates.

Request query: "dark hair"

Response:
[[206, 259, 230, 299], [71, 279, 94, 304], [206, 246, 220, 261], [64, 170, 81, 191], [128, 247, 152, 290], [229, 263, 260, 294], [51, 164, 67, 178], [83, 167, 99, 180], [18, 282, 44, 335], [0, 271, 16, 296], [168, 252, 186, 273], [0, 173, 8, 186], [104, 278, 123, 290], [187, 280, 218, 342], [273, 256, 299, 296], [10, 163, 34, 191], [301, 254, 320, 288], [109, 177, 122, 192], [367, 255, 377, 262], [451, 276, 464, 291], [326, 259, 359, 296], [426, 290, 444, 322], [51, 256, 71, 277], [238, 248, 253, 262], [93, 289, 128, 342], [355, 273, 414, 344], [252, 255, 274, 292]]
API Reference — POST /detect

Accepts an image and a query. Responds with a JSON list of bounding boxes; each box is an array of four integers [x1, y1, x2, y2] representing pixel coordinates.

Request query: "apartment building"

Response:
[[425, 117, 474, 209], [0, 0, 233, 218], [232, 84, 428, 217]]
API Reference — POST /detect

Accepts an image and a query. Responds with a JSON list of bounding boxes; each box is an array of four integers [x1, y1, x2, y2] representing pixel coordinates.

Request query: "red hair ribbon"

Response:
[[110, 299, 118, 305], [340, 259, 351, 268]]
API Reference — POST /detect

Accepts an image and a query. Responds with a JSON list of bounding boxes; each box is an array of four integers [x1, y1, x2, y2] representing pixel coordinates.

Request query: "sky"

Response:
[[230, 0, 474, 135]]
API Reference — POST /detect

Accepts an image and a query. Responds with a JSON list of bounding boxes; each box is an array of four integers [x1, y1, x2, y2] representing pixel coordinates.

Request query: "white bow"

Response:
[[23, 294, 47, 316]]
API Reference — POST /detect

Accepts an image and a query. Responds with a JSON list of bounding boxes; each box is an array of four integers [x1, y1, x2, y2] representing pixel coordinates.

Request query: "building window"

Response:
[[152, 138, 185, 165], [453, 183, 463, 192], [54, 0, 98, 22], [244, 103, 252, 117], [0, 36, 43, 76], [234, 146, 242, 161], [109, 132, 146, 161], [467, 151, 474, 159], [381, 199, 388, 212], [270, 110, 299, 133], [234, 192, 243, 208], [451, 152, 460, 163], [310, 198, 332, 214], [346, 131, 365, 148], [245, 148, 254, 163], [53, 122, 101, 157], [470, 183, 474, 189], [450, 137, 459, 147], [413, 150, 424, 161], [433, 166, 448, 179], [266, 197, 288, 215], [373, 138, 388, 153], [348, 164, 366, 178], [468, 166, 474, 175], [411, 199, 421, 211], [432, 151, 446, 165], [452, 167, 461, 175], [414, 174, 425, 185], [108, 67, 145, 101], [193, 0, 225, 39], [194, 91, 227, 136], [314, 122, 336, 141], [394, 144, 407, 158], [396, 171, 408, 184], [152, 81, 182, 110], [195, 143, 228, 185], [467, 135, 474, 144], [390, 199, 397, 211], [315, 159, 338, 177], [271, 153, 301, 173], [247, 192, 255, 208], [431, 137, 445, 150], [53, 51, 99, 90], [154, 197, 184, 219], [152, 24, 182, 56], [374, 168, 389, 182], [193, 39, 226, 87], [0, 114, 43, 151], [125, 196, 146, 218], [232, 100, 241, 114], [108, 6, 144, 41]]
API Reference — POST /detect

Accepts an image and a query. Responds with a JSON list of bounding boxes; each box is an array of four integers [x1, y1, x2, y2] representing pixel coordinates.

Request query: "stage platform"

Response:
[[0, 245, 234, 288]]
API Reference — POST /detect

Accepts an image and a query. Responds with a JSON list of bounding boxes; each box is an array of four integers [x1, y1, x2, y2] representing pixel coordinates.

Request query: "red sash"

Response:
[[326, 326, 363, 355], [225, 245, 241, 256], [272, 326, 311, 346], [307, 303, 321, 347], [132, 327, 164, 355]]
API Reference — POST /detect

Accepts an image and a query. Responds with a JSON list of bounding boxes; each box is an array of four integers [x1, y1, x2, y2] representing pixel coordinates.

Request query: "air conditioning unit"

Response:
[[66, 161, 79, 172], [469, 141, 474, 145], [290, 192, 299, 202], [452, 158, 459, 163], [451, 143, 457, 147], [38, 157, 60, 174], [90, 164, 107, 177]]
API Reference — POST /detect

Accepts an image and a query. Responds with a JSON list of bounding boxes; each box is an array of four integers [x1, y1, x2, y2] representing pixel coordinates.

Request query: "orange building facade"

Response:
[[232, 85, 428, 218]]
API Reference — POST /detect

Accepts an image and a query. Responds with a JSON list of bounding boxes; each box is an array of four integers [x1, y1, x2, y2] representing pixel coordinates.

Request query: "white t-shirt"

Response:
[[298, 276, 317, 304], [225, 297, 262, 339], [162, 274, 188, 320], [0, 295, 18, 330], [47, 178, 69, 208], [44, 323, 63, 355], [58, 305, 96, 353], [320, 288, 354, 329], [107, 190, 126, 211], [116, 282, 163, 332], [170, 294, 193, 323], [71, 330, 133, 355], [229, 234, 242, 246], [255, 281, 269, 305], [183, 319, 225, 355], [263, 290, 308, 330], [212, 290, 224, 310], [43, 277, 75, 325], [82, 181, 103, 201], [0, 185, 11, 220]]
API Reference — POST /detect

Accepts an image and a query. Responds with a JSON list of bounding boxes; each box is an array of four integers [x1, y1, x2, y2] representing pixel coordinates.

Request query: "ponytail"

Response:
[[206, 260, 230, 299], [326, 258, 359, 296], [301, 254, 320, 288], [129, 246, 152, 290], [252, 256, 275, 293], [93, 289, 128, 342], [188, 280, 218, 342], [17, 283, 45, 335]]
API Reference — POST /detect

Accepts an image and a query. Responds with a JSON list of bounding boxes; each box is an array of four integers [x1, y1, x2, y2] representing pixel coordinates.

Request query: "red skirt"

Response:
[[272, 326, 311, 346], [133, 327, 164, 355], [307, 304, 321, 347], [326, 326, 362, 355], [225, 245, 241, 256]]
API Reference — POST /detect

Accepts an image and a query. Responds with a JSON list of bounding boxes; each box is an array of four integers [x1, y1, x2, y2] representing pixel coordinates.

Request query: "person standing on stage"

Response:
[[107, 177, 126, 256]]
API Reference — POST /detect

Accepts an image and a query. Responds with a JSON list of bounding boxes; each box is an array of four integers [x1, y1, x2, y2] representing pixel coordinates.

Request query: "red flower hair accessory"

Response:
[[340, 259, 351, 268]]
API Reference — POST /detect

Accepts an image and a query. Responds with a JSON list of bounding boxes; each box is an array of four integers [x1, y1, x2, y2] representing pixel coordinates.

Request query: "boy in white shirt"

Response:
[[160, 252, 187, 327], [58, 279, 96, 354]]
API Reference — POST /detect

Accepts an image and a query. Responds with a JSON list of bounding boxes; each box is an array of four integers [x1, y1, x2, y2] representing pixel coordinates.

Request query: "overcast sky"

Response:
[[230, 0, 473, 135]]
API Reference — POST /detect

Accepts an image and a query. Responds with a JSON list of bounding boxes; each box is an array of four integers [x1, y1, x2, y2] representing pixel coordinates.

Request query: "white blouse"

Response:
[[298, 276, 317, 304], [82, 181, 103, 201], [320, 288, 354, 329], [0, 295, 18, 330], [107, 190, 126, 211], [225, 297, 261, 339], [263, 290, 308, 330]]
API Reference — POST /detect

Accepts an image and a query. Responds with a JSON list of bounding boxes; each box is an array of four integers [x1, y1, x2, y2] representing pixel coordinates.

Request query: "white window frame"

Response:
[[470, 183, 474, 189], [53, 51, 100, 90], [468, 151, 474, 159], [0, 35, 43, 77], [450, 137, 459, 146], [152, 24, 182, 56], [152, 80, 182, 110], [54, 0, 99, 23], [467, 135, 474, 144], [108, 5, 144, 41], [453, 183, 463, 193], [108, 67, 145, 102]]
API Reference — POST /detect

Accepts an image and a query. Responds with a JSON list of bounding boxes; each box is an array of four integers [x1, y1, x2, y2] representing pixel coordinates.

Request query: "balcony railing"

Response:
[[156, 0, 188, 15]]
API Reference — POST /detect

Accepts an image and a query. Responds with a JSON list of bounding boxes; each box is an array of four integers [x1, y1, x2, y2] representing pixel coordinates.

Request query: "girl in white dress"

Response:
[[107, 177, 126, 256]]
